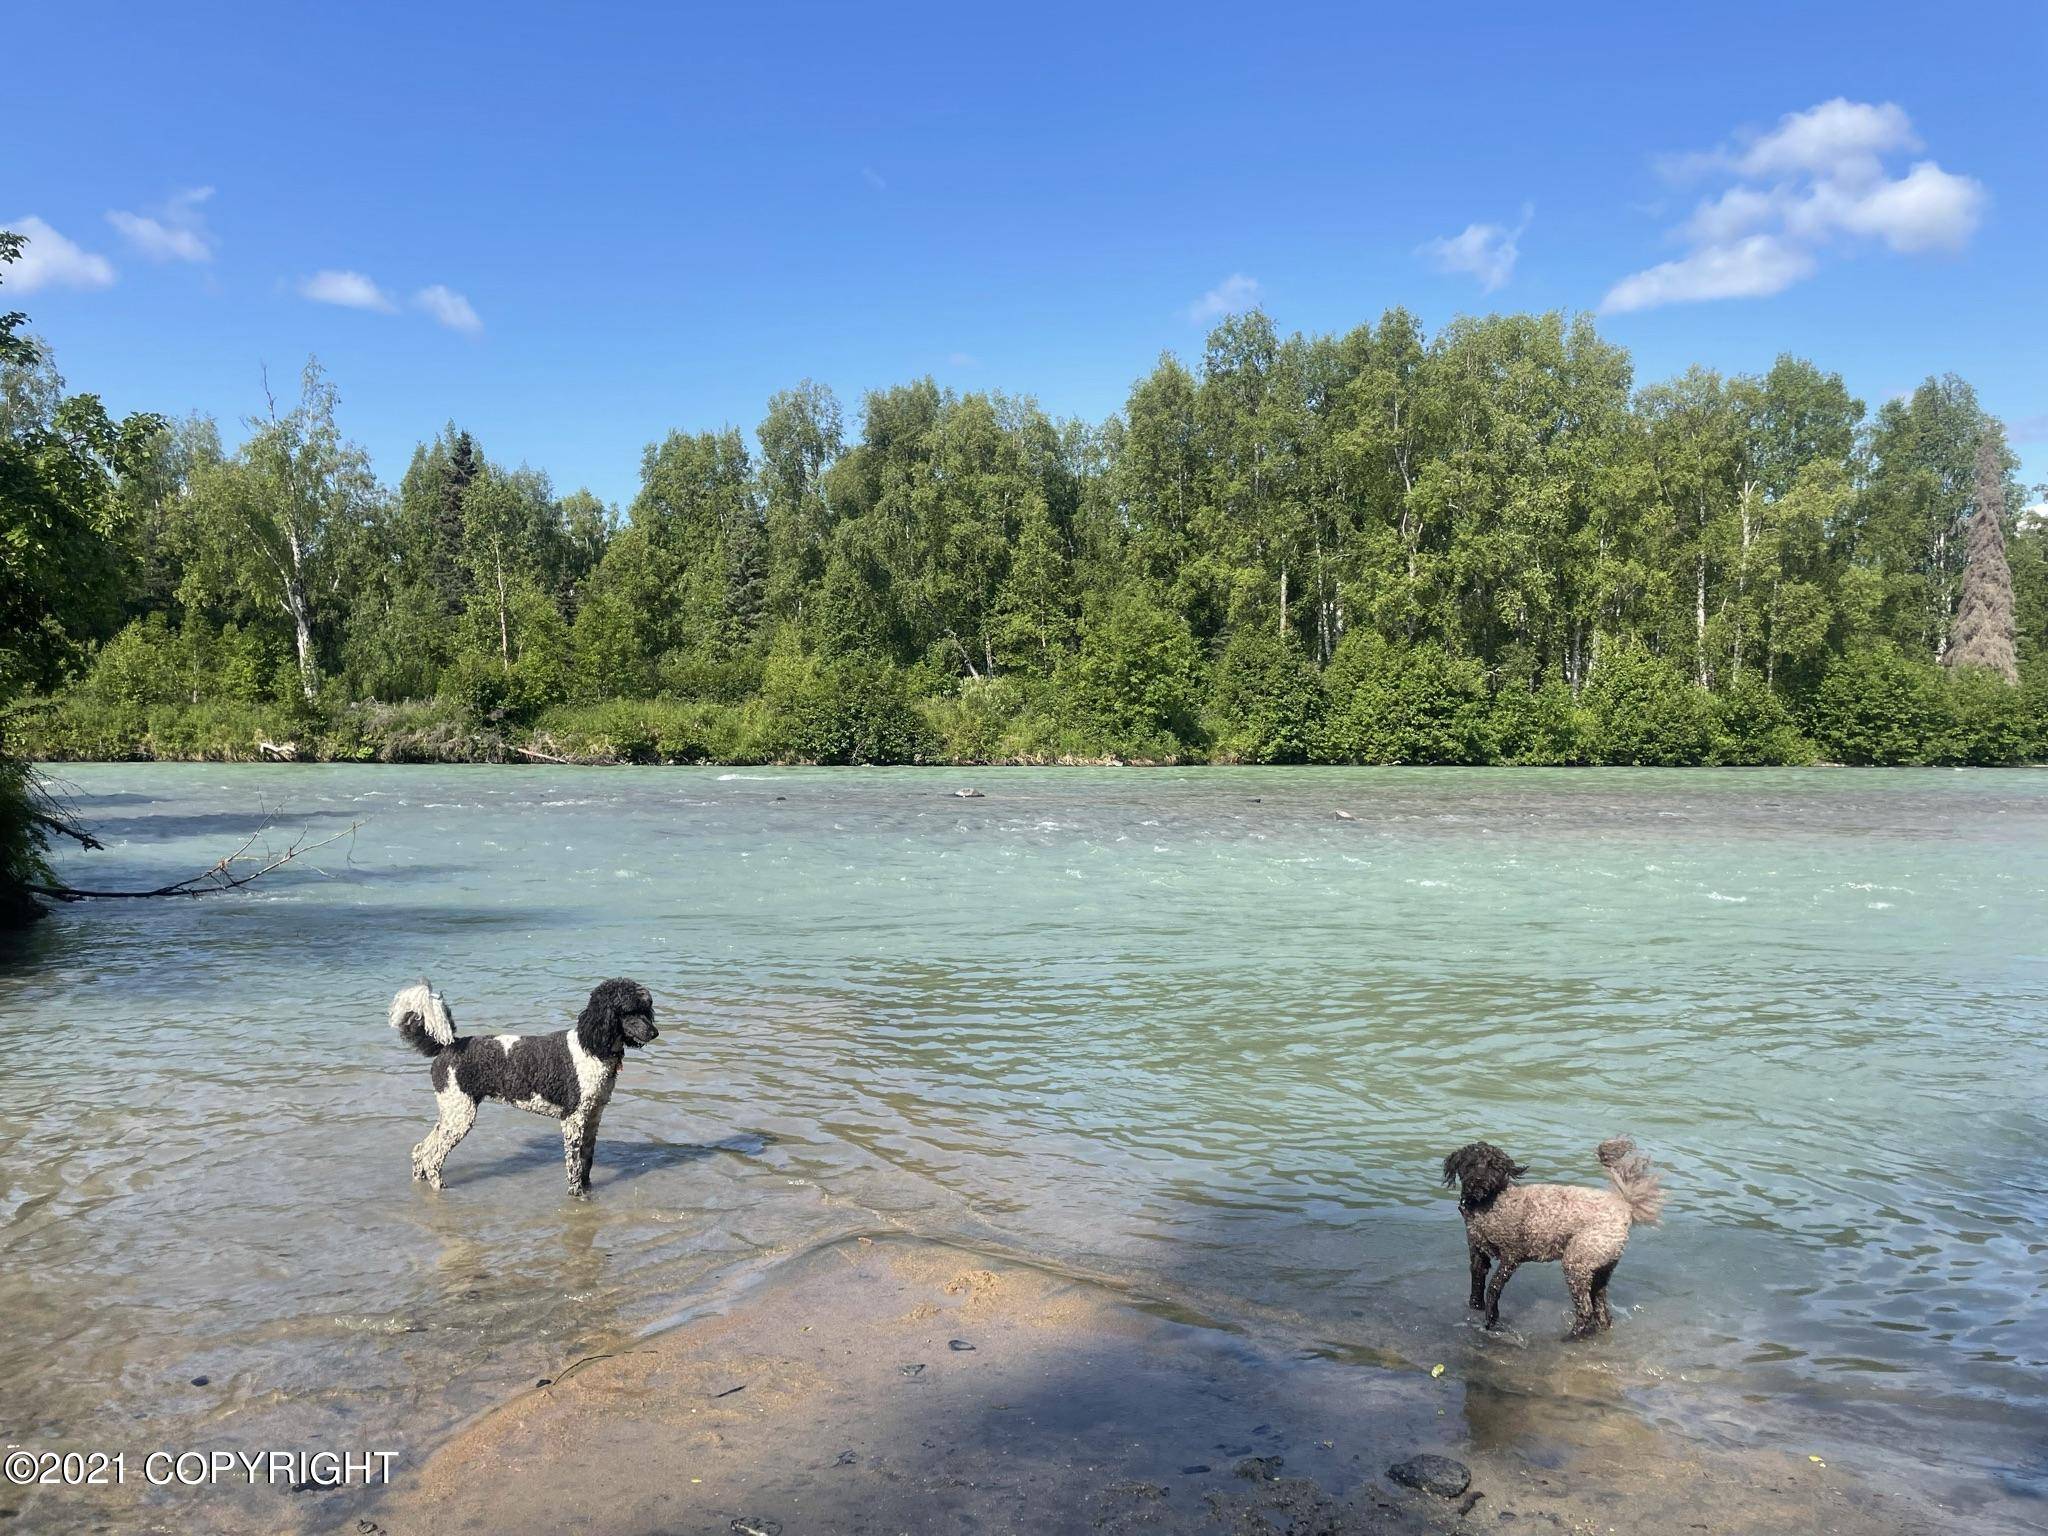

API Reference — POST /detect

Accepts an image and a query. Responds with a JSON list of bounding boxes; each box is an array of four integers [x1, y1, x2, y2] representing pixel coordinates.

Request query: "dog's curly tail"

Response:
[[389, 981, 457, 1057], [1597, 1136, 1665, 1226]]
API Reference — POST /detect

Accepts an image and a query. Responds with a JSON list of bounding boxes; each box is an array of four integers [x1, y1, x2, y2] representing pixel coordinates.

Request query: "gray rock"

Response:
[[1387, 1454, 1471, 1498]]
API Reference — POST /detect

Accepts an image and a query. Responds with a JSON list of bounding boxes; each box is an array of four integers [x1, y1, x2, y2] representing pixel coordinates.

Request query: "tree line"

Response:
[[5, 232, 2042, 819]]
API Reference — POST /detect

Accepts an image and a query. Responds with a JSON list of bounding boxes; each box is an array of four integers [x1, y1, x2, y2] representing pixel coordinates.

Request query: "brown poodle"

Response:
[[1440, 1137, 1664, 1340]]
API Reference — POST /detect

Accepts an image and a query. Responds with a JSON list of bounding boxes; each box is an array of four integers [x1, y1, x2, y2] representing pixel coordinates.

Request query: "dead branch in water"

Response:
[[28, 818, 362, 902], [31, 811, 105, 851]]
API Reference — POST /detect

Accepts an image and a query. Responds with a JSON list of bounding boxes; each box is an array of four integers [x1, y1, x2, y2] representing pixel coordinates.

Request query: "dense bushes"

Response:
[[14, 620, 2043, 768], [1321, 636, 1491, 764]]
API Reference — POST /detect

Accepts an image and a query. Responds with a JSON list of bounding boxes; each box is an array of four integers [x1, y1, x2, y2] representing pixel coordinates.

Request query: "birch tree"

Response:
[[178, 361, 378, 701]]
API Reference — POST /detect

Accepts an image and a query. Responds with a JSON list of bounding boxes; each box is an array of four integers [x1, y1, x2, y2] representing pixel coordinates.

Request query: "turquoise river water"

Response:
[[1, 765, 2042, 1528]]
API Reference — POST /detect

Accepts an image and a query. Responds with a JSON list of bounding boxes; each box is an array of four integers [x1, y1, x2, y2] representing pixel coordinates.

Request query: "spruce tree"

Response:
[[1945, 423, 2019, 683]]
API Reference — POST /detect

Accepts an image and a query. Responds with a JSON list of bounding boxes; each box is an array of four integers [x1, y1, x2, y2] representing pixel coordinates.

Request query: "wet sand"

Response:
[[328, 1235, 1940, 1536]]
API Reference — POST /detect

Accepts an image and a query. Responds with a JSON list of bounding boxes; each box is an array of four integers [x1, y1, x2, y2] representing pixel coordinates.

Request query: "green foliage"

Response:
[[1488, 677, 1590, 766], [923, 676, 1036, 762], [1582, 643, 1710, 765], [762, 642, 935, 765], [6, 237, 2045, 780], [1808, 647, 1954, 766], [1058, 589, 1205, 757], [1320, 634, 1491, 764], [1209, 628, 1324, 763], [1708, 672, 1818, 766], [1945, 665, 2036, 765]]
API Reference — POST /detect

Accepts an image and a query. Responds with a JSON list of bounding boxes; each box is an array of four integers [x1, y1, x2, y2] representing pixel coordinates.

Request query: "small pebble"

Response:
[[189, 1375, 209, 1387], [535, 1377, 552, 1387], [900, 1363, 925, 1377], [948, 1338, 975, 1351]]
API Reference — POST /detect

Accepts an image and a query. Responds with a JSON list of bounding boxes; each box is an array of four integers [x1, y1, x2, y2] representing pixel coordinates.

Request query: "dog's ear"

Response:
[[1443, 1142, 1524, 1207], [576, 979, 632, 1057]]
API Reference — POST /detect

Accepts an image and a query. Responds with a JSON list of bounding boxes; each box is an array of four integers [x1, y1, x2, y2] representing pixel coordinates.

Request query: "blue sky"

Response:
[[9, 1, 2045, 505]]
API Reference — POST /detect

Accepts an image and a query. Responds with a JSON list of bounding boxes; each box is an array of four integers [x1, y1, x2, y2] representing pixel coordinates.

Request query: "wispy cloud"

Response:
[[861, 166, 888, 192], [945, 351, 978, 368], [106, 186, 216, 262], [2010, 413, 2048, 446], [1419, 207, 1530, 293], [1187, 273, 1262, 324], [298, 269, 397, 313], [1602, 235, 1818, 313], [1605, 98, 1986, 313], [414, 284, 482, 335], [6, 216, 117, 293]]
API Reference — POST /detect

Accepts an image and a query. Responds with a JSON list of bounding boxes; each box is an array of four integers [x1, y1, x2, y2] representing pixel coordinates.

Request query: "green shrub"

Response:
[[763, 650, 935, 764], [84, 616, 188, 708], [924, 676, 1032, 762], [1209, 629, 1324, 764], [1488, 676, 1589, 765], [655, 649, 765, 703], [1708, 673, 1818, 765], [1807, 646, 1952, 765], [1944, 667, 2036, 765], [1319, 635, 1492, 764], [1582, 643, 1709, 765], [1055, 590, 1205, 758]]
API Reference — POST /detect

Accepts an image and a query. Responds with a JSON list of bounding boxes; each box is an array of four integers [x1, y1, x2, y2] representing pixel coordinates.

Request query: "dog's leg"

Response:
[[1482, 1260, 1517, 1329], [1563, 1261, 1599, 1340], [562, 1105, 603, 1197], [417, 1089, 476, 1191], [1468, 1244, 1491, 1310], [1590, 1259, 1618, 1332]]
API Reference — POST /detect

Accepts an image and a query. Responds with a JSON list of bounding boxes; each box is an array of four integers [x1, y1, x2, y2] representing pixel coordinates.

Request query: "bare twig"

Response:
[[28, 819, 362, 902], [31, 812, 105, 851]]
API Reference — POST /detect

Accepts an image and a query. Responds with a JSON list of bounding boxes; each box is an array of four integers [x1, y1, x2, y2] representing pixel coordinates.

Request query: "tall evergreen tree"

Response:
[[1945, 424, 2019, 683]]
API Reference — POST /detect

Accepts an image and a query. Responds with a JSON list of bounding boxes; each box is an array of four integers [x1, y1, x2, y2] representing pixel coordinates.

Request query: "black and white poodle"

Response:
[[389, 978, 658, 1196]]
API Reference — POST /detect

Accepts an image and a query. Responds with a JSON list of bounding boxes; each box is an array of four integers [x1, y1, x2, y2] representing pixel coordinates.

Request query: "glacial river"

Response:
[[2, 765, 2042, 1528]]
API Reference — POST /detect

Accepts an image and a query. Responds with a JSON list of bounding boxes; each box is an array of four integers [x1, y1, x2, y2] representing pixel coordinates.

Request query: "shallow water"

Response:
[[3, 765, 2044, 1523]]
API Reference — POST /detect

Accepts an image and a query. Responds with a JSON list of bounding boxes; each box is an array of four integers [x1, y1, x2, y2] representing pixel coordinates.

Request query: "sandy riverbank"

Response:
[[311, 1234, 1941, 1536]]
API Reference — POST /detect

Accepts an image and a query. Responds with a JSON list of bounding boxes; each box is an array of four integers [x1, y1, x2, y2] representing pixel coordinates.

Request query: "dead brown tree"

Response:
[[1944, 423, 2019, 683]]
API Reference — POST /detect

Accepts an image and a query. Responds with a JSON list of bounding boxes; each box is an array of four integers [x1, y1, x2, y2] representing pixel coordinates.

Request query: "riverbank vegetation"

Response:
[[7, 237, 2043, 787]]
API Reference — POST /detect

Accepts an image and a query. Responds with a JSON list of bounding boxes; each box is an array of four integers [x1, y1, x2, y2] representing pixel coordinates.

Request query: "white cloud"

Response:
[[1798, 160, 1984, 253], [7, 215, 116, 293], [861, 166, 887, 191], [106, 186, 216, 262], [1606, 99, 1985, 313], [1602, 235, 1818, 314], [299, 269, 397, 312], [945, 351, 978, 368], [414, 283, 482, 334], [1188, 273, 1262, 323], [1735, 98, 1919, 180], [1420, 209, 1529, 292]]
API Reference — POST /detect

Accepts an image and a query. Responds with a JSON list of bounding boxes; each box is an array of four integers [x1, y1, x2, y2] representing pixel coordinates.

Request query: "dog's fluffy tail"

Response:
[[389, 981, 457, 1057], [1597, 1136, 1664, 1226]]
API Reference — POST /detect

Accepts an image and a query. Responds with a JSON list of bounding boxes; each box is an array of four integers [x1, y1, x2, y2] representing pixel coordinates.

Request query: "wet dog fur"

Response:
[[1441, 1137, 1664, 1340], [389, 978, 658, 1196]]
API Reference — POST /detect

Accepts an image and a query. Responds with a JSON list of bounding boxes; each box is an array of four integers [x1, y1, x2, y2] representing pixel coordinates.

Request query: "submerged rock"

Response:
[[1234, 1455, 1285, 1480], [951, 788, 985, 798], [1387, 1454, 1471, 1498]]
